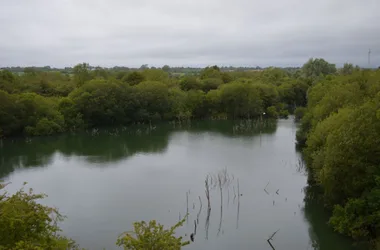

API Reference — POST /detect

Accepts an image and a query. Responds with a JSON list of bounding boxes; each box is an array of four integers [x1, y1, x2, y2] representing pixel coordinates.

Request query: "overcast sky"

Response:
[[0, 0, 379, 68]]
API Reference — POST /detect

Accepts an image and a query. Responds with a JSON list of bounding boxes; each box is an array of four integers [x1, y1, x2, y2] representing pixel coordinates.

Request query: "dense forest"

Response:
[[297, 68, 380, 248], [0, 61, 313, 138]]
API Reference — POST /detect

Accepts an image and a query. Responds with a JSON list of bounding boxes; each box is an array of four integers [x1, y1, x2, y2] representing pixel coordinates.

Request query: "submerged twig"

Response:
[[186, 192, 189, 224], [233, 185, 236, 203], [205, 205, 211, 240], [268, 229, 280, 241], [266, 229, 280, 250], [267, 239, 276, 250], [197, 196, 202, 224], [264, 181, 270, 194], [227, 188, 230, 205], [205, 175, 211, 210], [217, 173, 223, 237]]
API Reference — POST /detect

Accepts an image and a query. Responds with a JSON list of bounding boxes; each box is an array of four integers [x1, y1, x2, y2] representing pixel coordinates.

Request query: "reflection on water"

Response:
[[0, 120, 277, 178], [303, 185, 368, 250], [0, 118, 363, 250]]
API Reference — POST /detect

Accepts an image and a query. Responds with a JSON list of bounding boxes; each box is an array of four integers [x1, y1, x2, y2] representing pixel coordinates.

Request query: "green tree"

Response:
[[0, 90, 23, 136], [134, 81, 169, 121], [162, 65, 170, 72], [179, 76, 201, 91], [219, 82, 263, 119], [69, 79, 129, 126], [58, 98, 84, 130], [117, 218, 190, 250], [302, 58, 336, 79], [0, 70, 19, 93], [123, 72, 145, 86], [200, 66, 222, 79], [340, 63, 355, 75], [142, 69, 169, 83], [168, 88, 191, 121], [201, 78, 223, 92], [73, 63, 91, 87]]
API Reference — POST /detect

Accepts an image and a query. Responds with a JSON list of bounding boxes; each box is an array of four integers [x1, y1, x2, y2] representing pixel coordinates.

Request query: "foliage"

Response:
[[73, 63, 91, 87], [0, 61, 319, 137], [302, 58, 337, 80], [179, 76, 201, 91], [116, 218, 190, 250], [0, 182, 79, 250], [297, 69, 380, 246], [219, 82, 263, 119], [123, 71, 145, 86], [294, 107, 306, 121]]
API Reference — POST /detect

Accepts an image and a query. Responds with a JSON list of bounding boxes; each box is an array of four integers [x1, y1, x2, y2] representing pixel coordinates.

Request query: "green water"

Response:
[[0, 119, 365, 250]]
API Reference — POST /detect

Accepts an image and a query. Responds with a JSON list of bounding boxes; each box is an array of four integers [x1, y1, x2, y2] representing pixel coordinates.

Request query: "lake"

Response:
[[0, 119, 364, 250]]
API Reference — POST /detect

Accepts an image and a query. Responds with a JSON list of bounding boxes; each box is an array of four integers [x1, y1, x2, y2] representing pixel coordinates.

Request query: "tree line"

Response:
[[297, 68, 380, 248], [0, 61, 319, 138]]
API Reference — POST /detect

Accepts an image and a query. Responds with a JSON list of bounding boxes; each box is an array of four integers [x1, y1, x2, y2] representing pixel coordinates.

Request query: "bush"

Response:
[[294, 107, 306, 121], [266, 106, 278, 118], [279, 109, 289, 118], [0, 182, 79, 250], [116, 218, 190, 250]]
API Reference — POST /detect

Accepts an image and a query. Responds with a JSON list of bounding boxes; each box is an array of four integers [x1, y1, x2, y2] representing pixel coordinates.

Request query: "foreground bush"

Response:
[[0, 182, 79, 250], [116, 219, 189, 250], [0, 182, 189, 250]]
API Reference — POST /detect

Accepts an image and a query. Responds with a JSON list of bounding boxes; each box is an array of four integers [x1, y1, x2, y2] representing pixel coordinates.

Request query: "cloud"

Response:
[[0, 0, 379, 67]]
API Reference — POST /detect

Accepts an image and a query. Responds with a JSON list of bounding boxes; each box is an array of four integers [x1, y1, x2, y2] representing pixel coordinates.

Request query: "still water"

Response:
[[0, 119, 363, 250]]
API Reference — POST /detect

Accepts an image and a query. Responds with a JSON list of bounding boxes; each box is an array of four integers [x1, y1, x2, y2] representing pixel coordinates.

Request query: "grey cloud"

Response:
[[0, 0, 379, 67]]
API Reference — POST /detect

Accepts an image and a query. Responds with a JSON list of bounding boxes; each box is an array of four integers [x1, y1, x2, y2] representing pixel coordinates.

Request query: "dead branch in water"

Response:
[[218, 174, 223, 204], [269, 229, 280, 241], [233, 185, 237, 203], [264, 181, 270, 194], [186, 192, 189, 224], [267, 229, 280, 250], [227, 188, 230, 205], [267, 239, 275, 250], [197, 196, 202, 224], [217, 173, 223, 237], [205, 175, 211, 210], [205, 205, 211, 240]]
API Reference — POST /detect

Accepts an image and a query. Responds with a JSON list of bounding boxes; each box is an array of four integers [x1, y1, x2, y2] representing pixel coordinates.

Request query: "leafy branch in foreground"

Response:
[[116, 217, 190, 250], [0, 182, 80, 250]]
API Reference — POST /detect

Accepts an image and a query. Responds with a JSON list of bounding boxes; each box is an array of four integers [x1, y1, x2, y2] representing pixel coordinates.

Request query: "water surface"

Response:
[[0, 119, 363, 250]]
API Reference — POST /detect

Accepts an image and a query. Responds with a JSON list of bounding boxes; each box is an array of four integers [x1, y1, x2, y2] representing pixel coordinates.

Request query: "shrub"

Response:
[[0, 182, 79, 250], [116, 218, 190, 250]]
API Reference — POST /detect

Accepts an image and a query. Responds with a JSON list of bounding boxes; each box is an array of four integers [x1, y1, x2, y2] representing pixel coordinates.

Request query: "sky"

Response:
[[0, 0, 379, 68]]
